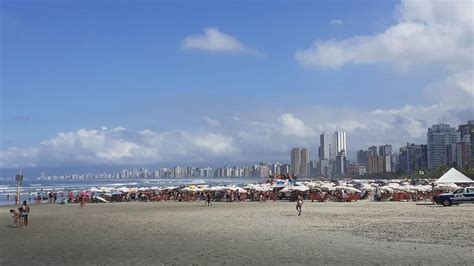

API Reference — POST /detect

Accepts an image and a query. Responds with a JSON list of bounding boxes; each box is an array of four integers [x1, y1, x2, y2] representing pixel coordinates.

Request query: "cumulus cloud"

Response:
[[0, 127, 239, 168], [1, 102, 471, 168], [295, 0, 473, 70], [292, 0, 473, 151], [277, 113, 313, 137], [330, 19, 343, 25], [182, 27, 260, 54]]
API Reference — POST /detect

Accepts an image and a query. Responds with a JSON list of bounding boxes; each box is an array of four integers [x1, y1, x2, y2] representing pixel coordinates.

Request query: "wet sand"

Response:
[[1, 201, 473, 265]]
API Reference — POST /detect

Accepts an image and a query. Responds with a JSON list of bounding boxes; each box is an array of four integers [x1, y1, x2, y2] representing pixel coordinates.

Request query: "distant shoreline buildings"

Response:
[[292, 120, 473, 179], [31, 120, 474, 181]]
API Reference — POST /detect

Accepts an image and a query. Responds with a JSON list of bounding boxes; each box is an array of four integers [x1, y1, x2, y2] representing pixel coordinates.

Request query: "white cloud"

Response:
[[193, 133, 236, 155], [295, 0, 473, 70], [1, 101, 471, 168], [277, 113, 313, 137], [182, 27, 259, 54], [330, 19, 343, 25], [292, 0, 473, 150]]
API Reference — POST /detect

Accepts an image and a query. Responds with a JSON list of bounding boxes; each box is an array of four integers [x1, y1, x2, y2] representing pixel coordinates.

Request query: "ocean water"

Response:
[[0, 177, 264, 206]]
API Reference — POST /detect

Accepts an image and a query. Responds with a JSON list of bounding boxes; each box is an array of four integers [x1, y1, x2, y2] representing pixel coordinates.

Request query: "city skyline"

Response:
[[1, 120, 470, 179], [1, 0, 473, 169]]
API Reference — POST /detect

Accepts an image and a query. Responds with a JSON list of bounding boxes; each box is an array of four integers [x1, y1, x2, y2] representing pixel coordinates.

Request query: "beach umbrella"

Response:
[[293, 186, 310, 192], [88, 187, 101, 192], [345, 187, 361, 193], [100, 187, 112, 193], [118, 187, 130, 193], [379, 186, 393, 192], [236, 188, 248, 193]]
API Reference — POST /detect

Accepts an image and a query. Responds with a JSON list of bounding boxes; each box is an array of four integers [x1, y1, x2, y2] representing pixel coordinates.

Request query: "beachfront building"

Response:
[[447, 142, 471, 169], [398, 143, 428, 173], [334, 151, 347, 177], [427, 124, 461, 169], [319, 159, 330, 177], [280, 164, 290, 175], [347, 164, 366, 176], [290, 148, 301, 175], [332, 131, 347, 159], [319, 132, 331, 160], [458, 120, 474, 168], [300, 148, 309, 176], [367, 155, 384, 174]]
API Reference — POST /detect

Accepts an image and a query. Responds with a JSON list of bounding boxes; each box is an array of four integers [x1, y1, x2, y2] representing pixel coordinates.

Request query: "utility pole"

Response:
[[15, 167, 24, 205]]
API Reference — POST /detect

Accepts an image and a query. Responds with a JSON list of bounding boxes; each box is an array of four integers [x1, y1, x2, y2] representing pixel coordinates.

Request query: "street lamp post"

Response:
[[15, 167, 24, 205]]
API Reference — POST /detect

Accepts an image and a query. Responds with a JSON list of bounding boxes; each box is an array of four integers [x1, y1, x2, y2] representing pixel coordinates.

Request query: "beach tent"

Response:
[[434, 168, 474, 184]]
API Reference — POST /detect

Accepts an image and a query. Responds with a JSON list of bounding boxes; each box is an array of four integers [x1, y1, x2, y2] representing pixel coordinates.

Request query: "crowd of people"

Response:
[[5, 175, 457, 227]]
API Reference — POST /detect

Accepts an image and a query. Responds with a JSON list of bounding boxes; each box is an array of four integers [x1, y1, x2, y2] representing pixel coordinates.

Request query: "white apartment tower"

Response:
[[332, 131, 347, 159]]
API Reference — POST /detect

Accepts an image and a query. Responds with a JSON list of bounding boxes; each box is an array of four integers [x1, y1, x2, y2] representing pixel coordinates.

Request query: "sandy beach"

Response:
[[1, 201, 473, 265]]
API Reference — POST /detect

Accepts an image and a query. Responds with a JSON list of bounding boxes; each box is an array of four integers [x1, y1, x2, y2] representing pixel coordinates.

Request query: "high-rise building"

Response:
[[319, 132, 331, 160], [447, 142, 471, 169], [383, 155, 392, 172], [399, 143, 428, 173], [334, 151, 347, 177], [300, 148, 309, 176], [378, 145, 392, 172], [332, 131, 347, 159], [280, 164, 291, 175], [427, 124, 461, 169], [367, 155, 384, 174], [309, 160, 318, 177], [391, 153, 399, 172], [290, 148, 301, 175], [356, 150, 368, 168], [319, 159, 330, 177], [367, 146, 378, 157], [379, 145, 392, 156], [458, 120, 474, 168]]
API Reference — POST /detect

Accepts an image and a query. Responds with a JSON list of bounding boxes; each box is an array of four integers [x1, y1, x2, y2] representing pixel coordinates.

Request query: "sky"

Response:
[[1, 0, 473, 170]]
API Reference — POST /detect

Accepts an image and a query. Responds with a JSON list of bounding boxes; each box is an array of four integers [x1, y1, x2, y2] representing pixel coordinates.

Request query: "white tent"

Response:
[[434, 168, 474, 184]]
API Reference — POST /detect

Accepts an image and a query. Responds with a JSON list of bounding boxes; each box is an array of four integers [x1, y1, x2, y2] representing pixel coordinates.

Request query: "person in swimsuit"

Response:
[[296, 194, 303, 216], [20, 201, 30, 227], [9, 209, 19, 227]]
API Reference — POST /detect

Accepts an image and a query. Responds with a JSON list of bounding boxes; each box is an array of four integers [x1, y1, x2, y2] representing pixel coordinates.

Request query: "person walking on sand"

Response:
[[80, 193, 87, 208], [296, 194, 303, 216], [206, 192, 212, 206]]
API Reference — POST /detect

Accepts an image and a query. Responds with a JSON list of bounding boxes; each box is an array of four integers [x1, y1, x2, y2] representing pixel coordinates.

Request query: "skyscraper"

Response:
[[291, 148, 301, 175], [332, 131, 347, 159], [379, 145, 392, 172], [334, 151, 347, 177], [300, 148, 309, 176], [319, 132, 331, 160], [427, 124, 461, 169], [458, 120, 474, 168], [379, 145, 392, 156], [399, 143, 427, 173]]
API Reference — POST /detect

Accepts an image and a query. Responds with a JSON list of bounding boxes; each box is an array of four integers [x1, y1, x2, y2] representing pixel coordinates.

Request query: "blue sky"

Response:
[[1, 0, 473, 169]]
